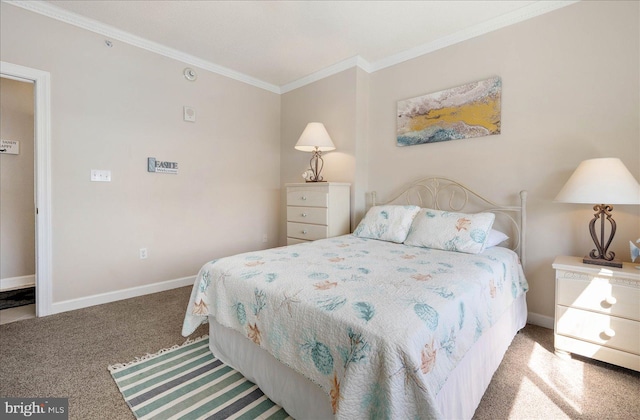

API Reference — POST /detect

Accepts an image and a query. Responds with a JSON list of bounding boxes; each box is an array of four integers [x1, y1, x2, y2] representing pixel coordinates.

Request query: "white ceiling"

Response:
[[12, 0, 576, 92]]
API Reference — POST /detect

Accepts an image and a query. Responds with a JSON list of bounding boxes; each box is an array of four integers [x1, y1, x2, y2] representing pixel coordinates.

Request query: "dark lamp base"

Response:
[[305, 180, 327, 183], [582, 256, 623, 269]]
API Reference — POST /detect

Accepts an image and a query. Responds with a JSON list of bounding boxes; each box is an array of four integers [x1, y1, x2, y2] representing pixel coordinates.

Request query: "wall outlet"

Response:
[[139, 248, 148, 259]]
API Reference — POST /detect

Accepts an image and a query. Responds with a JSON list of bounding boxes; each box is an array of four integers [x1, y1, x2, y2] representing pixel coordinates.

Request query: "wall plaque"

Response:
[[0, 139, 20, 155], [147, 157, 178, 174]]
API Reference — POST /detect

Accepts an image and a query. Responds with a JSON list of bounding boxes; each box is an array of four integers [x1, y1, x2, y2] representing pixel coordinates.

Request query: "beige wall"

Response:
[[1, 1, 638, 323], [366, 1, 639, 320], [1, 3, 281, 302], [0, 78, 35, 280], [280, 68, 360, 243], [280, 67, 371, 243], [281, 1, 640, 322]]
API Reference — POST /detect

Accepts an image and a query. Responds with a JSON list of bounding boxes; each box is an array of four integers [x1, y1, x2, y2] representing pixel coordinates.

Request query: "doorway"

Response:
[[0, 61, 52, 318], [0, 77, 36, 324]]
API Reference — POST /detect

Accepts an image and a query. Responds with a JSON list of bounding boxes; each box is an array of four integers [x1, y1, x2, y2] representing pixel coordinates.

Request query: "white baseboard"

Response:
[[50, 275, 196, 315], [44, 276, 557, 330], [0, 275, 36, 292], [527, 311, 554, 329]]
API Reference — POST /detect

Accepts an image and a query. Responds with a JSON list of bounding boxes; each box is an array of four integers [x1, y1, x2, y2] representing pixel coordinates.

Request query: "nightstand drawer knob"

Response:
[[302, 230, 308, 234], [604, 296, 617, 305], [603, 328, 616, 338], [301, 213, 308, 217], [301, 196, 307, 200]]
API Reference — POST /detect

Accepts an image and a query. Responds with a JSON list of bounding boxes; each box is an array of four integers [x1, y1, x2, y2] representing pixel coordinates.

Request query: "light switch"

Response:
[[91, 169, 111, 182]]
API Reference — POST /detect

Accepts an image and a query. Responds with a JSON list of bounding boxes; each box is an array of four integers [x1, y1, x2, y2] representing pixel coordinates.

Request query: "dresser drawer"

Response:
[[287, 222, 328, 241], [285, 183, 350, 244], [556, 274, 640, 321], [287, 237, 310, 246], [287, 206, 328, 225], [287, 190, 328, 208], [556, 305, 640, 355]]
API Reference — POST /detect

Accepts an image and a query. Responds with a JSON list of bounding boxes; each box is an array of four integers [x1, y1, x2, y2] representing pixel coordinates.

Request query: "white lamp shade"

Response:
[[295, 122, 336, 152], [554, 158, 640, 204]]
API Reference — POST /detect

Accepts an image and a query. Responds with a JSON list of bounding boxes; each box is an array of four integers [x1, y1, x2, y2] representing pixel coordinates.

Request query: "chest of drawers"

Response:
[[285, 183, 350, 245], [552, 256, 640, 371]]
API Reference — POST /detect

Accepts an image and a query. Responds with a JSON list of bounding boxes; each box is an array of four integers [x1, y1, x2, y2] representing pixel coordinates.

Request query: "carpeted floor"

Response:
[[474, 320, 640, 419], [0, 286, 638, 419]]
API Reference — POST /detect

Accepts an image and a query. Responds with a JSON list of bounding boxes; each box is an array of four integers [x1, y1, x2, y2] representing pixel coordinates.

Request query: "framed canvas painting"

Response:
[[397, 77, 501, 146]]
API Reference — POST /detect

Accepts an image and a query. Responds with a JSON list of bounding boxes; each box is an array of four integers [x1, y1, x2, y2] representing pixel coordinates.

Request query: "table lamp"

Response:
[[555, 157, 640, 268], [295, 122, 335, 182]]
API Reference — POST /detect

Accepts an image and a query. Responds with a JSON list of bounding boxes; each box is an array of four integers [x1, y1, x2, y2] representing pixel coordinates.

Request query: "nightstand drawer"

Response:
[[287, 222, 328, 241], [287, 190, 328, 208], [287, 206, 328, 225], [557, 275, 640, 321], [553, 256, 640, 371], [556, 306, 640, 355]]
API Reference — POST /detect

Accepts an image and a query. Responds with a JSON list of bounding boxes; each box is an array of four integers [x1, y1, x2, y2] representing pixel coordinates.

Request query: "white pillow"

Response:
[[485, 229, 509, 248], [353, 205, 421, 243], [404, 208, 495, 254]]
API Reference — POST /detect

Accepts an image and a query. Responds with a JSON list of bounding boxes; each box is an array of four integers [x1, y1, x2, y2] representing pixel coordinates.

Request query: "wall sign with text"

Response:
[[0, 139, 20, 155], [147, 157, 178, 174]]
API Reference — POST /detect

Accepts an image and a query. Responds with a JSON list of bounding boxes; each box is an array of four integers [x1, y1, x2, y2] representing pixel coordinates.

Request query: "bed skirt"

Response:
[[208, 293, 528, 419]]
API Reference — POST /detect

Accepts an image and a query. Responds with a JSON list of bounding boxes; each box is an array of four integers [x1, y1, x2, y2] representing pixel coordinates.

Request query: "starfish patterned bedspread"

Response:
[[182, 234, 528, 419]]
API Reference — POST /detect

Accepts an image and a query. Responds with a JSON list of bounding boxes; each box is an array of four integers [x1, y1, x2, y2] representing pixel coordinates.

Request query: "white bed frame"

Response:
[[207, 178, 529, 419], [372, 177, 528, 267]]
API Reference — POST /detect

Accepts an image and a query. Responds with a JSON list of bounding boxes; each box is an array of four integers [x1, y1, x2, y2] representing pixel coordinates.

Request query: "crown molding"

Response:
[[5, 0, 579, 95], [282, 0, 579, 90], [280, 55, 373, 94], [3, 0, 282, 94], [368, 0, 580, 73]]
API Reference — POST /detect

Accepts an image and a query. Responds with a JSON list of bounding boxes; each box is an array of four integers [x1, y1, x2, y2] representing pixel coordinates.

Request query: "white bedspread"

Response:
[[182, 235, 528, 419]]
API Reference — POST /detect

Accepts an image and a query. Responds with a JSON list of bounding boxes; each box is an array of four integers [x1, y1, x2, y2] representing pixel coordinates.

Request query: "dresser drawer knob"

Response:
[[604, 296, 617, 305], [301, 213, 308, 217], [302, 229, 308, 235], [603, 328, 616, 338]]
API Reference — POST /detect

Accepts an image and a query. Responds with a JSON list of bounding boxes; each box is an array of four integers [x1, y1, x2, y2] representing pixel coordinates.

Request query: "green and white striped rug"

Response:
[[108, 335, 291, 420]]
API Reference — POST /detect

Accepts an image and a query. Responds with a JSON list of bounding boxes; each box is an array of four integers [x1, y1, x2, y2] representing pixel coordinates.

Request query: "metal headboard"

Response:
[[371, 177, 528, 267]]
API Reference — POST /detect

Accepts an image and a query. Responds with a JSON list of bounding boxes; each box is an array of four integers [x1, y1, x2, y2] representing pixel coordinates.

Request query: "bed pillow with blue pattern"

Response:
[[404, 208, 495, 254], [353, 205, 421, 243]]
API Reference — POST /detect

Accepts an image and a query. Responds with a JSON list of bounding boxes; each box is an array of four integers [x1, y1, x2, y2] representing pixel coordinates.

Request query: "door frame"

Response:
[[1, 61, 52, 316]]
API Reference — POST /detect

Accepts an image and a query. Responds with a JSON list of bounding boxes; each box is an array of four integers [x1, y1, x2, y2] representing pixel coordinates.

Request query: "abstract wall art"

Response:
[[397, 77, 502, 147]]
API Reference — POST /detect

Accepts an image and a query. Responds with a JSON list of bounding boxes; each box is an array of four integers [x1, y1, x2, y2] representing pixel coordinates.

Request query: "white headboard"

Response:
[[370, 177, 527, 267]]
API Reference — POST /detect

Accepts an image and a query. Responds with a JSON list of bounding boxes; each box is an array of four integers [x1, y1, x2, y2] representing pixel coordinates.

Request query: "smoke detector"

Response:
[[183, 68, 197, 81]]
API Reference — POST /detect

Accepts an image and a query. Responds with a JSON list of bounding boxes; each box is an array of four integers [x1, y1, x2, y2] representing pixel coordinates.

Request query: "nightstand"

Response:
[[285, 183, 350, 245], [552, 256, 640, 371]]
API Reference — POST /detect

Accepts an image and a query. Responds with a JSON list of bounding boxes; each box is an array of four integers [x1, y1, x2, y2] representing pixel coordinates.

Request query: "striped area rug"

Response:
[[108, 336, 291, 420]]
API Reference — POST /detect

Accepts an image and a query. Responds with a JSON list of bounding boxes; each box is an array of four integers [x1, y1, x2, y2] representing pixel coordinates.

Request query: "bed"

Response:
[[182, 177, 529, 419]]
